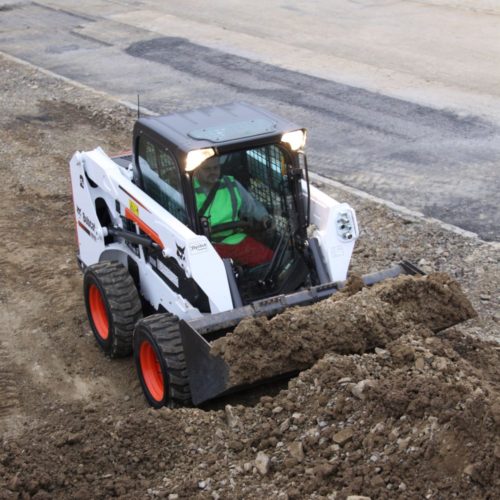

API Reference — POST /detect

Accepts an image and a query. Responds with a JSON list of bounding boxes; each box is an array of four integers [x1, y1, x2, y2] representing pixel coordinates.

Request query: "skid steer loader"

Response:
[[70, 102, 420, 407]]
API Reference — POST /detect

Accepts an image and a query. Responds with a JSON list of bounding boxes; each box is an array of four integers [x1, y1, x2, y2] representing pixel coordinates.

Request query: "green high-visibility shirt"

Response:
[[194, 176, 246, 245]]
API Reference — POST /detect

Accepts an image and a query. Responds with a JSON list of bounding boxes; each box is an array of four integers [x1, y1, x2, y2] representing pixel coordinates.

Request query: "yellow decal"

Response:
[[129, 199, 139, 216]]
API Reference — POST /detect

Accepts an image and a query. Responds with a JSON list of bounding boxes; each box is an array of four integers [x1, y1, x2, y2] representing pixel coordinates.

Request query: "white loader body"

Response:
[[70, 147, 359, 320]]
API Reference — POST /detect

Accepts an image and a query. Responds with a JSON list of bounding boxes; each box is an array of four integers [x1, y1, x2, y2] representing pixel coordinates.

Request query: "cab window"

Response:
[[137, 137, 188, 223]]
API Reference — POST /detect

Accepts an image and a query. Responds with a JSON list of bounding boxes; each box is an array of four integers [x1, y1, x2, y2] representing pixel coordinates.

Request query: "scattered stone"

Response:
[[397, 437, 412, 451], [415, 357, 426, 371], [225, 405, 240, 428], [332, 427, 354, 445], [337, 377, 352, 384], [288, 441, 305, 462], [374, 347, 390, 358], [351, 379, 376, 400], [255, 452, 270, 475], [279, 418, 290, 432], [432, 356, 448, 371]]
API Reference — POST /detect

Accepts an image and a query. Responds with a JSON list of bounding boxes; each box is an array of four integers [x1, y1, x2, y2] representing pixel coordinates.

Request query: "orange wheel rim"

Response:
[[139, 341, 165, 402], [89, 284, 109, 340]]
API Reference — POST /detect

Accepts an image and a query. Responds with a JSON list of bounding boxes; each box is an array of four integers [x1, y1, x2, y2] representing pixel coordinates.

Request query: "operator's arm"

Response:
[[235, 180, 268, 221]]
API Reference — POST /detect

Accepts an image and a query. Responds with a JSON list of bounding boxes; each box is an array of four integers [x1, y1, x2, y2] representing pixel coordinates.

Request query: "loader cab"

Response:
[[132, 103, 312, 305]]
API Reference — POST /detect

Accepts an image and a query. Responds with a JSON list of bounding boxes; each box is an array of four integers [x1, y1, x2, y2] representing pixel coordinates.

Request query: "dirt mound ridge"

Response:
[[212, 273, 477, 385]]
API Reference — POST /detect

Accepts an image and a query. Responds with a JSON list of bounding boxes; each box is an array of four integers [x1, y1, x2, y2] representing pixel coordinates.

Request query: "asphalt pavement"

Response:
[[0, 0, 498, 240]]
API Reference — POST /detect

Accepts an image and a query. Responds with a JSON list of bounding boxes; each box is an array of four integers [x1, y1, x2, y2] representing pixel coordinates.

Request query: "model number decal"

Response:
[[190, 240, 208, 255], [76, 206, 98, 241]]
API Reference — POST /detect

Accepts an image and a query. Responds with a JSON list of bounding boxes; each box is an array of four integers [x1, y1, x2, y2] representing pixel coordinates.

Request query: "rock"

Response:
[[417, 258, 433, 273], [337, 377, 352, 385], [463, 463, 478, 476], [370, 422, 385, 434], [432, 357, 448, 371], [225, 405, 240, 428], [332, 427, 354, 445], [370, 475, 385, 487], [346, 496, 371, 500], [229, 440, 244, 452], [351, 380, 376, 400], [288, 441, 305, 462], [415, 357, 426, 371], [397, 437, 411, 451], [168, 495, 179, 500], [389, 428, 400, 440], [255, 451, 270, 475], [8, 473, 20, 491], [279, 418, 290, 433], [198, 480, 207, 489], [313, 463, 336, 478], [374, 347, 390, 358], [391, 344, 415, 363], [490, 403, 500, 425]]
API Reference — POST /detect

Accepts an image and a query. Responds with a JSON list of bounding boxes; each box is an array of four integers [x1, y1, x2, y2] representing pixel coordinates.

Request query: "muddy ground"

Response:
[[0, 56, 499, 499]]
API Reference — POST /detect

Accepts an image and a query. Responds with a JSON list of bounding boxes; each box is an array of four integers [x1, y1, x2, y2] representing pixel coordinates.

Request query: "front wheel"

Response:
[[83, 261, 142, 357], [133, 314, 191, 408]]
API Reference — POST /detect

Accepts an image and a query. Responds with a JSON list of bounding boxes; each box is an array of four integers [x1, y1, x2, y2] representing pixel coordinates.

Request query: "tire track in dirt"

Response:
[[0, 341, 19, 421]]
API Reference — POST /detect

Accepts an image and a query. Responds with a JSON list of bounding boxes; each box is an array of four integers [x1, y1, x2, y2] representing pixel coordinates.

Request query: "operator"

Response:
[[193, 156, 274, 267]]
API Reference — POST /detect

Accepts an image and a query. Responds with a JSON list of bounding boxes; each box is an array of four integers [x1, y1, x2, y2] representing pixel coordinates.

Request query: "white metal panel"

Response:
[[76, 148, 234, 314], [69, 152, 106, 266], [303, 181, 359, 282]]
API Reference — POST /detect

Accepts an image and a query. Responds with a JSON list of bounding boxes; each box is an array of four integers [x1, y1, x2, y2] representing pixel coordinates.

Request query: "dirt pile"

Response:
[[212, 273, 477, 385], [1, 326, 498, 499]]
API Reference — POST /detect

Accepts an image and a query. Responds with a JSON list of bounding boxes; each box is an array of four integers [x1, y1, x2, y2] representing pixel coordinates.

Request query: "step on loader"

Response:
[[70, 102, 426, 407]]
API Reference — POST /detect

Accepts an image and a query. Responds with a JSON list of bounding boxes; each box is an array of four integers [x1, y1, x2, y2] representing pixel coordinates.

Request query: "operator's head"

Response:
[[196, 156, 221, 189]]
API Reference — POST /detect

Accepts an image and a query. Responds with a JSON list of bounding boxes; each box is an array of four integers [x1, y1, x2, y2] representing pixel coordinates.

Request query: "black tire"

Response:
[[133, 314, 191, 408], [83, 261, 142, 358]]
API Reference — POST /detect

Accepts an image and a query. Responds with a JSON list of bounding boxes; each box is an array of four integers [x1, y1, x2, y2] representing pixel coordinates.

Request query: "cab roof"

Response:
[[136, 102, 302, 154]]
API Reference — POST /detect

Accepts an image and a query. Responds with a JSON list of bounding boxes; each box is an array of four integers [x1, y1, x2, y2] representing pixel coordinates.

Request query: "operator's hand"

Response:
[[261, 215, 275, 230]]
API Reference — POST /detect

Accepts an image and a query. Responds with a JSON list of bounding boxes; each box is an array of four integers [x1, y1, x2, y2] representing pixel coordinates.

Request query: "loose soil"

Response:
[[212, 273, 477, 385], [0, 56, 499, 499]]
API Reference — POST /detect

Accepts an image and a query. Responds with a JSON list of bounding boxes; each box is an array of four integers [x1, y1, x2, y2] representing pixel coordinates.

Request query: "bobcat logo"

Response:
[[176, 243, 186, 261]]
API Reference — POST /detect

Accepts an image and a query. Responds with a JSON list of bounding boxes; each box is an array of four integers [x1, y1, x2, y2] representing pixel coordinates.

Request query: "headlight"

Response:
[[336, 211, 355, 240], [185, 148, 215, 172], [281, 130, 307, 151]]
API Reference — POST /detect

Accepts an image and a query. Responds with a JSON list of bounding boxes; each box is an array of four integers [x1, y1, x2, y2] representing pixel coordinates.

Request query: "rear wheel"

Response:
[[133, 314, 191, 408], [83, 261, 142, 357]]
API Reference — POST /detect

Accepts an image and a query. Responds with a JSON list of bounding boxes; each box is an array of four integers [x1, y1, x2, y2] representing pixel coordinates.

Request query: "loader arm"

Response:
[[70, 148, 234, 316]]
